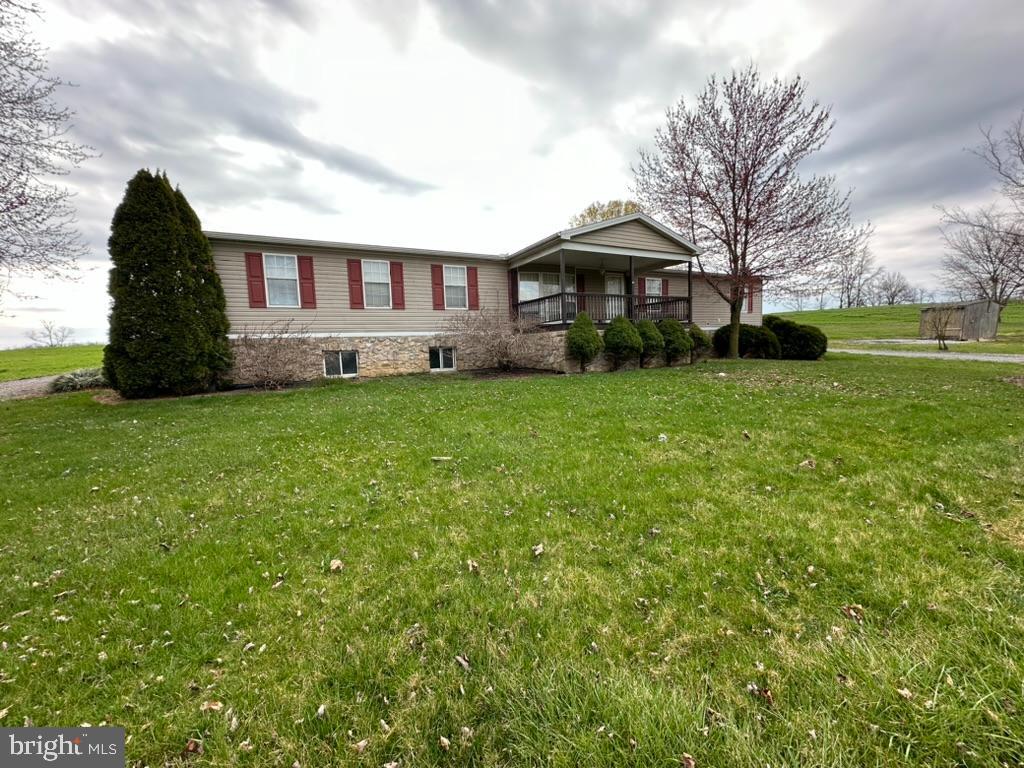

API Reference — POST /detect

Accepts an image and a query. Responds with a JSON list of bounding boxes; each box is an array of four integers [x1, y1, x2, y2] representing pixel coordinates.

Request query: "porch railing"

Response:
[[515, 292, 690, 326]]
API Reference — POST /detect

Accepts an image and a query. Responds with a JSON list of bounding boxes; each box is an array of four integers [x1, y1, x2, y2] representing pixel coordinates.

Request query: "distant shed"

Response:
[[919, 299, 1000, 341]]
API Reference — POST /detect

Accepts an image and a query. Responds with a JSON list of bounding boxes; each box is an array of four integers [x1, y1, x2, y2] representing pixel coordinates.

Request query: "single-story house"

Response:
[[206, 213, 762, 380]]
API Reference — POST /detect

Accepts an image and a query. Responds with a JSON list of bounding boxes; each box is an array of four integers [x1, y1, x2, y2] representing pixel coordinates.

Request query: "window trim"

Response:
[[442, 264, 468, 311], [323, 349, 360, 378], [263, 253, 300, 308], [429, 345, 457, 372], [361, 259, 392, 309]]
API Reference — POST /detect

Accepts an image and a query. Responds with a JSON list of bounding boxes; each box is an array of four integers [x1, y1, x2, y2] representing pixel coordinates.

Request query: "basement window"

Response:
[[324, 350, 359, 378], [429, 346, 456, 372]]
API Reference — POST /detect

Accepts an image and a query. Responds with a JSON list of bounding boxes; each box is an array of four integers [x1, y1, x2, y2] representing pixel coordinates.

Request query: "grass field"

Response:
[[1, 358, 1023, 766], [777, 302, 1024, 354], [0, 344, 104, 382]]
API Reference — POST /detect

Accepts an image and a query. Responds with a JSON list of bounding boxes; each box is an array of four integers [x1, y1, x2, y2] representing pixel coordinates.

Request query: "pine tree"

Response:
[[173, 186, 232, 383], [104, 170, 228, 398]]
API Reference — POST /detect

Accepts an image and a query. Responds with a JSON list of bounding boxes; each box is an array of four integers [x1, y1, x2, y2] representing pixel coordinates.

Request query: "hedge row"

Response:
[[711, 316, 828, 360], [566, 313, 709, 371]]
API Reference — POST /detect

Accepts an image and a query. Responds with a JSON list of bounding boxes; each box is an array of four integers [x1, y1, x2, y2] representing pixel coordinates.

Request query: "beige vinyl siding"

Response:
[[214, 244, 508, 334], [690, 277, 763, 328], [572, 220, 689, 254]]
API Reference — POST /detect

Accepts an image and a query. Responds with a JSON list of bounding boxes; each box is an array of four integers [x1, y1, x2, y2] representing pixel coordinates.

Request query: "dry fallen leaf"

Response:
[[329, 559, 343, 573], [316, 704, 326, 719], [455, 654, 471, 671], [897, 687, 914, 700], [467, 559, 479, 574], [532, 543, 545, 557], [841, 604, 865, 624], [798, 458, 817, 470], [182, 738, 203, 757], [439, 735, 451, 751], [352, 738, 369, 753], [200, 700, 223, 713], [0, 706, 9, 721], [681, 754, 696, 768]]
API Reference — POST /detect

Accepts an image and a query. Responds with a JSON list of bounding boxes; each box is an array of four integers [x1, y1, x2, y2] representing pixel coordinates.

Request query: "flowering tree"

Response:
[[634, 65, 866, 357]]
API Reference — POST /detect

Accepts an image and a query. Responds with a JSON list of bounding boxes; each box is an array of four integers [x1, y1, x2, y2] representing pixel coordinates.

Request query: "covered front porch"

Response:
[[508, 246, 693, 328]]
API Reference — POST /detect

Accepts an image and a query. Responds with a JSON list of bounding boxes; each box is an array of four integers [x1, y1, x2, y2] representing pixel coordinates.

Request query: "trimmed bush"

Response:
[[104, 170, 232, 398], [635, 319, 664, 366], [566, 312, 603, 372], [688, 324, 712, 355], [764, 315, 828, 360], [603, 316, 643, 369], [712, 323, 781, 359], [50, 368, 107, 393], [659, 318, 693, 364]]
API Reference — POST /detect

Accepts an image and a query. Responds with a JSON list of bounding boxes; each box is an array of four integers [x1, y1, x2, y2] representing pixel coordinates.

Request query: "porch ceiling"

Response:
[[514, 245, 690, 273]]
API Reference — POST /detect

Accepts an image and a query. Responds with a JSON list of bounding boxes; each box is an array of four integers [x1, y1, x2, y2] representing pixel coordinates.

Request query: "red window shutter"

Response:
[[747, 282, 755, 312], [390, 261, 405, 309], [637, 277, 646, 296], [297, 255, 316, 309], [244, 252, 266, 308], [662, 278, 669, 297], [431, 264, 444, 310], [508, 269, 519, 313], [467, 266, 480, 310], [347, 259, 364, 309]]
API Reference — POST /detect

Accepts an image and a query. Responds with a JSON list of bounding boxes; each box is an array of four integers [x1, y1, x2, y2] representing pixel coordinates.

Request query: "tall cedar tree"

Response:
[[634, 65, 865, 357], [104, 170, 231, 397], [174, 188, 233, 373]]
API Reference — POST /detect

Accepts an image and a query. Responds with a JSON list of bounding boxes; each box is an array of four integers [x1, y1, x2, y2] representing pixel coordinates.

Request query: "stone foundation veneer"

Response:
[[228, 330, 673, 384]]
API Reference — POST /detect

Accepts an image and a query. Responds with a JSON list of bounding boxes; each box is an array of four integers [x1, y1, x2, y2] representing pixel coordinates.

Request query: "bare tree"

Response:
[[872, 270, 915, 306], [922, 306, 957, 351], [568, 200, 641, 228], [26, 319, 73, 347], [939, 205, 1024, 308], [440, 308, 539, 371], [0, 0, 90, 294], [832, 244, 881, 308], [976, 111, 1024, 214], [634, 65, 866, 357]]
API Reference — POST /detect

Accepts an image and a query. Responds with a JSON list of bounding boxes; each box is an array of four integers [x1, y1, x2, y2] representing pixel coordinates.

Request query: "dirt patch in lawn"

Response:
[[1003, 376, 1024, 388]]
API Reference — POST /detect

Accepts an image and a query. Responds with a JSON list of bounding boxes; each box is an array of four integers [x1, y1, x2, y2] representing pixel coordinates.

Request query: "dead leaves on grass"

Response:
[[840, 604, 865, 624]]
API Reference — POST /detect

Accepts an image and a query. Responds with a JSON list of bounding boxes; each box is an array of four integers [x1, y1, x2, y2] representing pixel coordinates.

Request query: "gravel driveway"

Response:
[[0, 375, 58, 400], [831, 347, 1024, 364]]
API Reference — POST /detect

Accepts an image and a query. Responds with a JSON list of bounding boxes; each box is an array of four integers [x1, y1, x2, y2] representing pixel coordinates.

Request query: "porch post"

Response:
[[559, 249, 568, 328], [687, 261, 693, 324], [627, 255, 635, 319]]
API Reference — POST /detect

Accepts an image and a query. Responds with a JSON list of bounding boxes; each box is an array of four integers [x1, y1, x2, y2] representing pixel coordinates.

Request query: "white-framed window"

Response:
[[443, 265, 468, 309], [429, 346, 456, 372], [518, 270, 575, 301], [362, 259, 392, 308], [264, 253, 299, 307], [645, 277, 663, 296], [324, 350, 359, 378]]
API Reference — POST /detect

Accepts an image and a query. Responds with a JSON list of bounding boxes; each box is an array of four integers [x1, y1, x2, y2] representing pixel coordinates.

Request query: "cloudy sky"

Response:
[[3, 0, 1023, 346]]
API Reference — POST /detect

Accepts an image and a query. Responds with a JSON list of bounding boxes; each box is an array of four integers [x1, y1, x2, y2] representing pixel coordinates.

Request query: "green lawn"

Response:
[[1, 358, 1023, 766], [778, 302, 1024, 354], [0, 343, 104, 382]]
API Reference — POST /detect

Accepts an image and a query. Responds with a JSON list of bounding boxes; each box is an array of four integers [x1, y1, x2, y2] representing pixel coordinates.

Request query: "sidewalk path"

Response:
[[0, 375, 58, 400], [831, 347, 1024, 364]]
